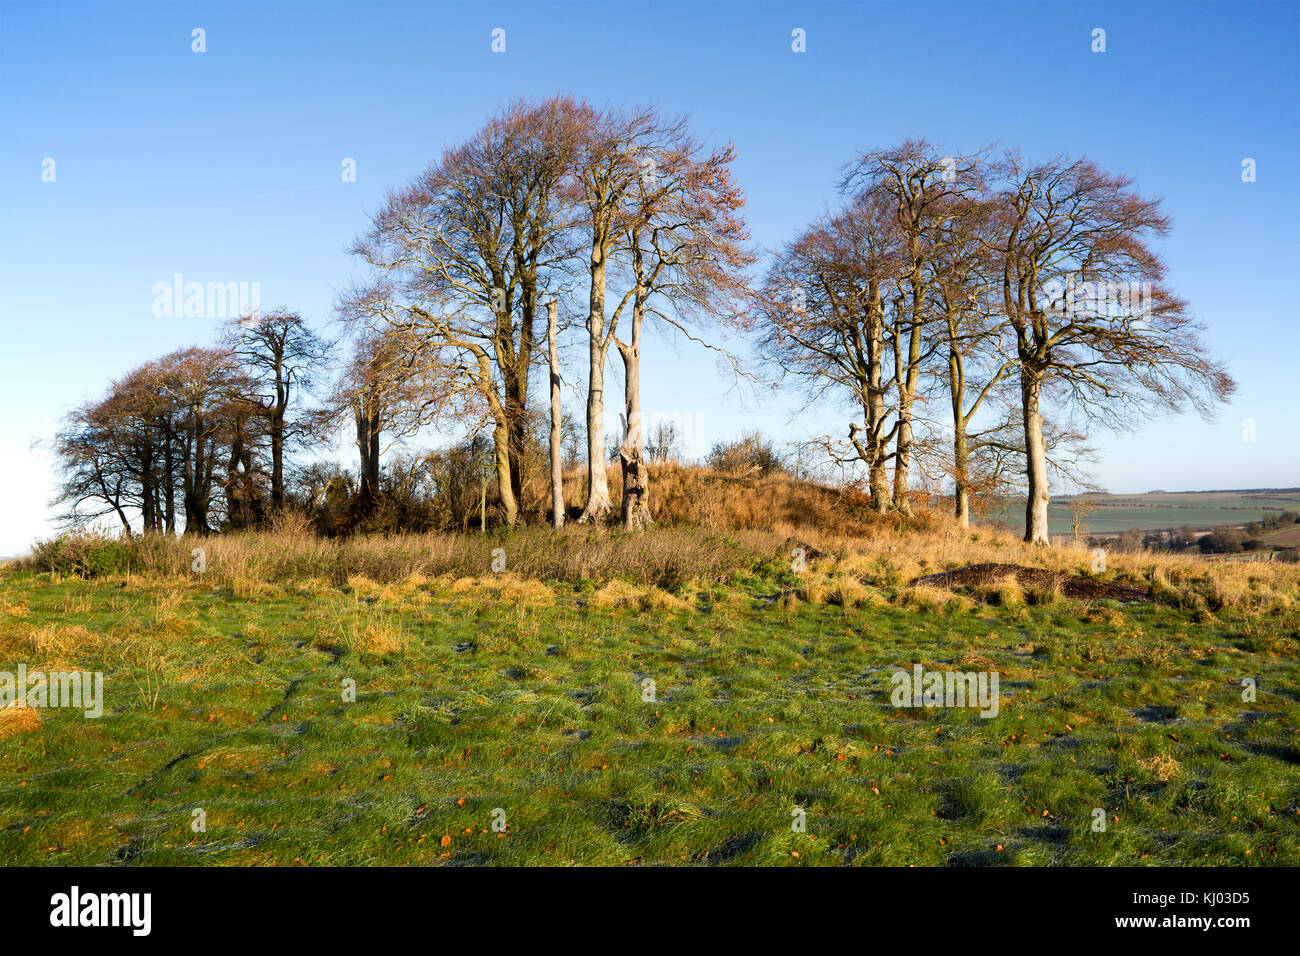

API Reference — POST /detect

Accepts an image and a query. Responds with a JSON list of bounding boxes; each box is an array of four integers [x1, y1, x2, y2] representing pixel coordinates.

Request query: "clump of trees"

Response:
[[757, 140, 1234, 544], [53, 312, 329, 535], [50, 109, 1234, 548]]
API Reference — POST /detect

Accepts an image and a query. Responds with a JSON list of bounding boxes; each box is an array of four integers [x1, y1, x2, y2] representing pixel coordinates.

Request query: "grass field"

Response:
[[2, 528, 1298, 866], [984, 491, 1300, 535]]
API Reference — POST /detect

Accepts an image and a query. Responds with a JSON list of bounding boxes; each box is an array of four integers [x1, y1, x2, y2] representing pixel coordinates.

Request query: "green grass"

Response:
[[1, 567, 1298, 866]]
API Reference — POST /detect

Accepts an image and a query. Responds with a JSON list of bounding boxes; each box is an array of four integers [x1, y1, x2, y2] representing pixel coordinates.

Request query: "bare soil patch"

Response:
[[911, 563, 1150, 602]]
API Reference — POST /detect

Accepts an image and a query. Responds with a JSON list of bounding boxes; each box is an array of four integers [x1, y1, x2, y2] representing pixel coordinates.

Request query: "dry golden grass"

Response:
[[558, 463, 885, 535], [1140, 753, 1182, 781], [16, 467, 1300, 615], [345, 619, 405, 656], [0, 702, 42, 739], [22, 624, 100, 659], [794, 575, 828, 605], [589, 579, 691, 612], [445, 573, 556, 607], [812, 524, 1300, 612], [898, 584, 972, 613], [1, 597, 29, 618]]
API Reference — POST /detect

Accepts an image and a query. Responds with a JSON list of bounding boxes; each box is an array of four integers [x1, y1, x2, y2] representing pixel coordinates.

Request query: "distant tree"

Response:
[[645, 419, 683, 463], [331, 316, 480, 516], [706, 431, 788, 477], [52, 347, 260, 535], [223, 309, 331, 512], [1200, 527, 1246, 554]]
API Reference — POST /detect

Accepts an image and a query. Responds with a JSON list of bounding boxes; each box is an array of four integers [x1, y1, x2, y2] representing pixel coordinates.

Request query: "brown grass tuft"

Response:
[[0, 703, 42, 739]]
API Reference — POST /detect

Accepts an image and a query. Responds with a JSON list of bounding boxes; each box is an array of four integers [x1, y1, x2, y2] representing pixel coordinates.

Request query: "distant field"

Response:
[[1261, 525, 1300, 548], [983, 491, 1300, 536]]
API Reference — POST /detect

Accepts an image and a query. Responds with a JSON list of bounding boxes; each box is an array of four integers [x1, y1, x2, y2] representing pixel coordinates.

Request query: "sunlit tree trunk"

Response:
[[1020, 366, 1051, 546], [547, 300, 565, 528], [579, 241, 613, 523], [617, 293, 651, 530]]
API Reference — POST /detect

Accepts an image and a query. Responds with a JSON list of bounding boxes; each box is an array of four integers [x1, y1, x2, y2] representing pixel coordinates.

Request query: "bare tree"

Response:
[[223, 309, 331, 512], [351, 98, 583, 525], [758, 189, 900, 511], [843, 141, 982, 514], [989, 153, 1236, 545], [569, 105, 670, 523], [333, 299, 484, 517], [52, 348, 261, 535], [612, 128, 753, 529], [926, 191, 1018, 526]]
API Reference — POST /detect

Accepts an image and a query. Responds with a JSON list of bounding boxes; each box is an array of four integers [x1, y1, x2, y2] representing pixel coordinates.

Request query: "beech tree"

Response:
[[989, 153, 1235, 545], [843, 141, 982, 513], [350, 98, 583, 525], [611, 129, 752, 529], [758, 189, 900, 512], [568, 105, 668, 523], [925, 192, 1019, 527], [546, 298, 564, 527], [52, 347, 260, 535], [334, 291, 485, 515]]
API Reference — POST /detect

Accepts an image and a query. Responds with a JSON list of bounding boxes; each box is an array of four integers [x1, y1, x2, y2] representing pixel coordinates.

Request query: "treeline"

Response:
[[52, 98, 1235, 545], [1093, 510, 1300, 557]]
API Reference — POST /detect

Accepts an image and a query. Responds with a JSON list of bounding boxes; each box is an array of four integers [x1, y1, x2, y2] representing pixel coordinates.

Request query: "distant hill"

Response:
[[1143, 487, 1300, 495]]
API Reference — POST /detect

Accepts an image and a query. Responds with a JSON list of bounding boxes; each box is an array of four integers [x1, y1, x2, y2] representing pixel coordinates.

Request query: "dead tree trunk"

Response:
[[616, 298, 651, 531]]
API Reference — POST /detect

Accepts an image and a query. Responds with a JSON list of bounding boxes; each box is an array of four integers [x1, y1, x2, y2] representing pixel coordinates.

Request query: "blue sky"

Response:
[[1, 0, 1297, 553]]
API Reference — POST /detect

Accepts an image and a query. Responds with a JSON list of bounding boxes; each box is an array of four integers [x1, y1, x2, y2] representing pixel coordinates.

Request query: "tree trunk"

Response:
[[865, 279, 890, 513], [492, 417, 518, 526], [949, 343, 971, 529], [892, 402, 914, 515], [270, 406, 285, 511], [617, 320, 651, 531], [953, 428, 971, 528], [547, 299, 565, 528], [1020, 366, 1051, 546], [354, 398, 382, 514], [162, 429, 176, 535], [502, 358, 528, 515], [367, 409, 380, 497], [891, 299, 921, 515], [140, 432, 156, 532], [579, 243, 613, 523]]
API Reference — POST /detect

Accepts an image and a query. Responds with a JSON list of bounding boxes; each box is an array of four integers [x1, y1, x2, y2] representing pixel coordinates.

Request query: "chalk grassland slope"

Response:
[[1, 528, 1298, 866]]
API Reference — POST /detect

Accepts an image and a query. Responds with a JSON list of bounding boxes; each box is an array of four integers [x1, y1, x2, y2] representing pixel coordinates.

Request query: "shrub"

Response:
[[705, 431, 788, 477], [28, 531, 139, 578]]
